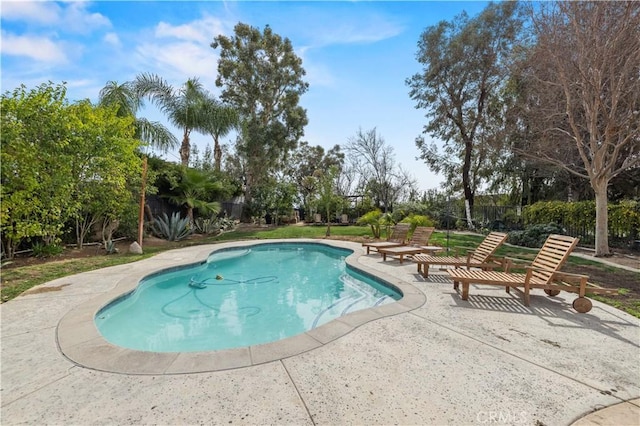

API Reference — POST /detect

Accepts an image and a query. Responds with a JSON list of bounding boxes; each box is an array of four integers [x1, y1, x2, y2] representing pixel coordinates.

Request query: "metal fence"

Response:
[[459, 204, 638, 249]]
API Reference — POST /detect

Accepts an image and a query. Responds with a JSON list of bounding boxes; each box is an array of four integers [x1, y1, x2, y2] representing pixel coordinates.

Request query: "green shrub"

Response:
[[151, 212, 192, 241], [508, 223, 565, 248], [357, 210, 383, 238], [31, 242, 64, 258], [400, 214, 436, 232]]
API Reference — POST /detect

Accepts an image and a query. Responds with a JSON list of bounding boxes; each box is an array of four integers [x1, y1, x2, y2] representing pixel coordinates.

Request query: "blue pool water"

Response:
[[95, 242, 401, 352]]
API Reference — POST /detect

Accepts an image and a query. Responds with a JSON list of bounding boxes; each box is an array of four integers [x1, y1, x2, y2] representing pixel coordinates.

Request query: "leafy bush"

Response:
[[508, 223, 566, 248], [151, 212, 192, 241], [393, 202, 432, 220], [399, 214, 436, 232], [357, 210, 382, 238], [31, 242, 64, 258]]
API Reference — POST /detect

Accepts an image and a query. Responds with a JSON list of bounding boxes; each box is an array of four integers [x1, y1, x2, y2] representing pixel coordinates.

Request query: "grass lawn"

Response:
[[2, 224, 638, 317]]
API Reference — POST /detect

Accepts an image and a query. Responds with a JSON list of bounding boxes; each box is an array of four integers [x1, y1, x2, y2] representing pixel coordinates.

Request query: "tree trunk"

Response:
[[462, 138, 475, 229], [213, 135, 222, 172], [241, 171, 254, 222], [464, 199, 474, 230], [179, 129, 190, 167], [593, 178, 611, 256], [325, 208, 331, 236], [187, 207, 194, 227]]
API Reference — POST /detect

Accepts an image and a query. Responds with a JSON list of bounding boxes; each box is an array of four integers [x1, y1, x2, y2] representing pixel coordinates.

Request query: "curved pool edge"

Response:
[[56, 238, 426, 375]]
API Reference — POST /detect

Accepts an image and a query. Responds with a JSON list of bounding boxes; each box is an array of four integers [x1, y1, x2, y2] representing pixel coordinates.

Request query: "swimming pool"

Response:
[[95, 242, 402, 352]]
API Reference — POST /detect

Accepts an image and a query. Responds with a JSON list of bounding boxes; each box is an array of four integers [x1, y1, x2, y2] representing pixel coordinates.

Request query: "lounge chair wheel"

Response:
[[544, 289, 561, 296], [572, 297, 592, 313]]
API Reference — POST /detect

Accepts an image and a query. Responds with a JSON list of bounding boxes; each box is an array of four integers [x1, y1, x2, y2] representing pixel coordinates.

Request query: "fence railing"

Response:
[[458, 205, 638, 249]]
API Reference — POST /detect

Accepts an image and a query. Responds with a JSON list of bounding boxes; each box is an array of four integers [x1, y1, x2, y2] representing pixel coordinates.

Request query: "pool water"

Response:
[[95, 243, 401, 352]]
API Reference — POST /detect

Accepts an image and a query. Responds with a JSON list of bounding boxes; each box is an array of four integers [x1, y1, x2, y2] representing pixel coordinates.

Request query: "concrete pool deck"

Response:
[[1, 239, 639, 425]]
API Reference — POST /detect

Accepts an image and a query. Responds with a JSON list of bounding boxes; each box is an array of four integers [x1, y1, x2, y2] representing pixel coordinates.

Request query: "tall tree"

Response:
[[345, 127, 416, 212], [200, 94, 239, 172], [314, 166, 342, 236], [518, 1, 640, 256], [134, 74, 209, 166], [211, 23, 309, 214], [1, 83, 73, 257], [407, 2, 522, 228], [99, 80, 178, 152], [1, 83, 140, 257], [289, 141, 344, 216], [66, 100, 141, 248]]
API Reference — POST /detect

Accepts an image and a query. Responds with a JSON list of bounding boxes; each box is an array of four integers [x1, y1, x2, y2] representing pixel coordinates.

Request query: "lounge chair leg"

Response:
[[422, 264, 430, 278], [453, 280, 459, 290], [505, 286, 510, 294], [523, 287, 530, 307], [461, 282, 469, 300]]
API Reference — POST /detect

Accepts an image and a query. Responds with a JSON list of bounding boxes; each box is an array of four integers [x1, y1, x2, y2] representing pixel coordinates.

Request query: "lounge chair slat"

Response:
[[376, 227, 437, 263], [412, 232, 508, 278], [446, 234, 596, 313]]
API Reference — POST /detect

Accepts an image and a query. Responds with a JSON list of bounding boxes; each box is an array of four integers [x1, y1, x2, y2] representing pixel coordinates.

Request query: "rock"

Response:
[[129, 241, 143, 254]]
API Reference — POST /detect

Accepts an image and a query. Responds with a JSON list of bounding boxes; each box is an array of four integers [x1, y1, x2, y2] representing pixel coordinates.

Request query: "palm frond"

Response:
[[98, 81, 140, 117], [133, 73, 177, 114], [135, 117, 179, 152]]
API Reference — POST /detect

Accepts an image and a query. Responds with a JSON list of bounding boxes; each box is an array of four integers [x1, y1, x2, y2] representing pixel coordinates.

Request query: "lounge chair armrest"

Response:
[[549, 270, 590, 283], [504, 257, 531, 269], [486, 256, 509, 268]]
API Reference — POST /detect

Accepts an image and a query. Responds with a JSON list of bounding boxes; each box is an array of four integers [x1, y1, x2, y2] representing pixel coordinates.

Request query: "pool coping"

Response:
[[56, 239, 426, 375]]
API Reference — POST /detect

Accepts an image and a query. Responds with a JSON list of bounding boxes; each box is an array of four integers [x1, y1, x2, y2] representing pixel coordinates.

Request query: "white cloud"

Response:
[[0, 1, 61, 25], [135, 41, 219, 87], [60, 2, 111, 33], [0, 1, 110, 34], [0, 32, 67, 64], [154, 15, 227, 43], [132, 15, 231, 88], [313, 18, 403, 47], [103, 32, 121, 47]]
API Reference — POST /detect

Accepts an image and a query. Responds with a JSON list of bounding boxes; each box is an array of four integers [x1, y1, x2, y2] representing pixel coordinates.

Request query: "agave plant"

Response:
[[151, 212, 193, 241], [104, 240, 119, 255], [194, 216, 219, 235]]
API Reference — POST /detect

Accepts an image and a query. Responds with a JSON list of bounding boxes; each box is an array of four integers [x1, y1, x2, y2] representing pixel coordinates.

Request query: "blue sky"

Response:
[[1, 1, 490, 193]]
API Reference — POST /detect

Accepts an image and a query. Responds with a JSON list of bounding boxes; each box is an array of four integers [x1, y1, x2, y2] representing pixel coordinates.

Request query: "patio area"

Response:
[[1, 239, 638, 425]]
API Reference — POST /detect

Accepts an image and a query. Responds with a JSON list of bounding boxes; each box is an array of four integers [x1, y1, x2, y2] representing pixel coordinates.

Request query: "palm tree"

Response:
[[200, 95, 239, 171], [99, 81, 181, 247], [166, 168, 223, 225], [134, 73, 209, 166], [98, 81, 178, 152]]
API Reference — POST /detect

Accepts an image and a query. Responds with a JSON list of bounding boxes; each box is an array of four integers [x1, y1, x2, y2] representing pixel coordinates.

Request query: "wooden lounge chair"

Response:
[[362, 224, 409, 254], [377, 226, 438, 264], [412, 232, 508, 278], [447, 234, 604, 313]]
